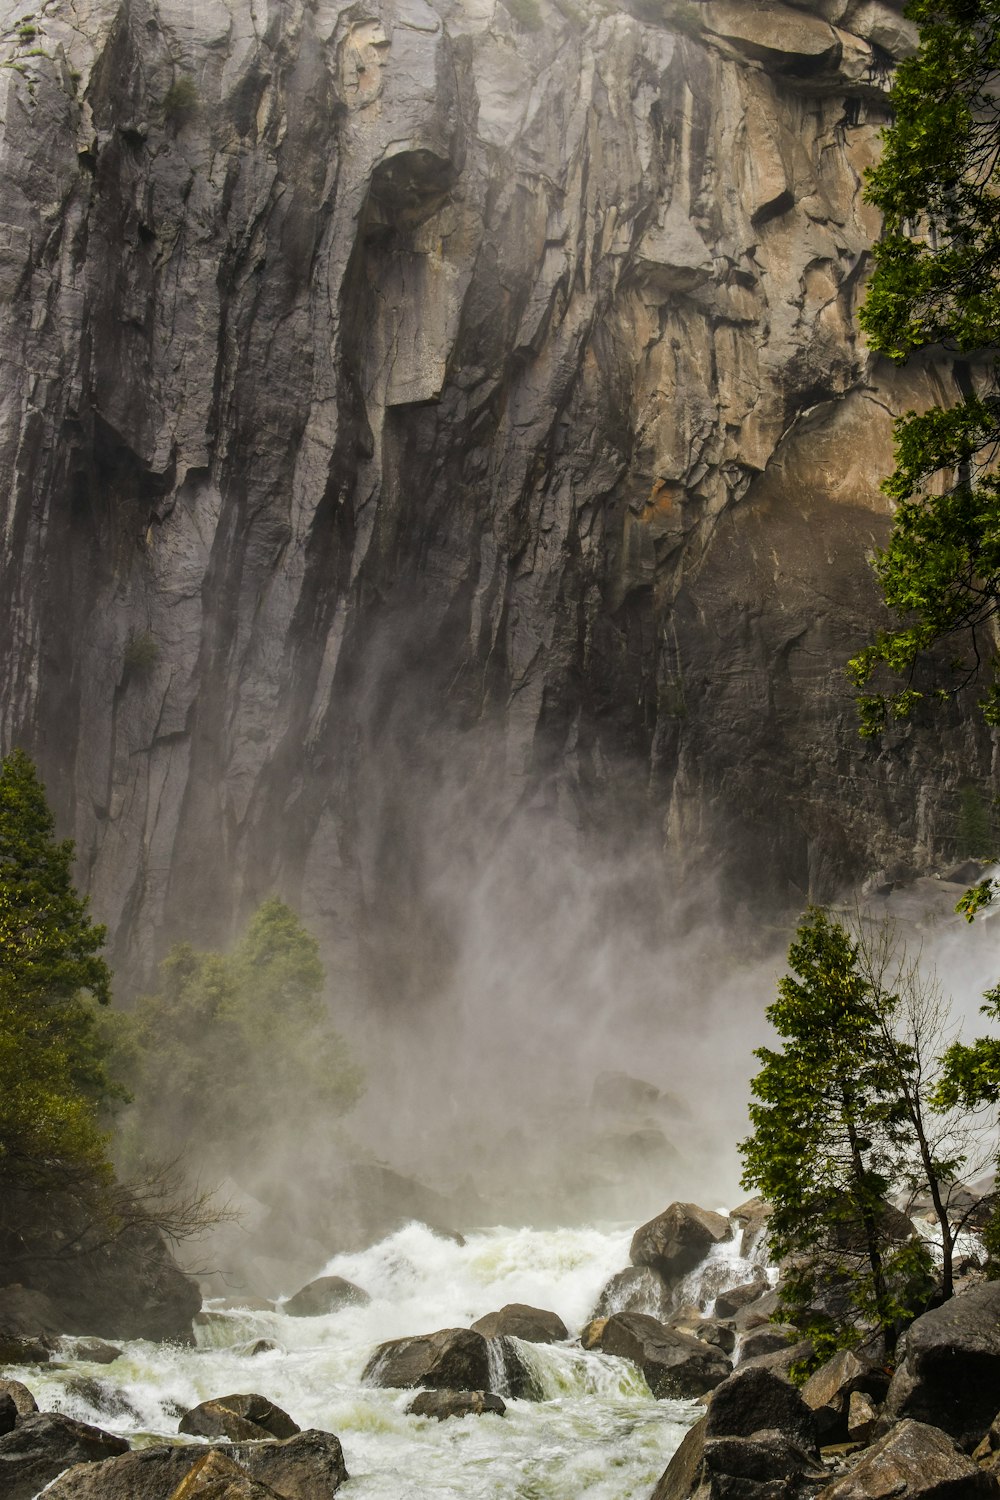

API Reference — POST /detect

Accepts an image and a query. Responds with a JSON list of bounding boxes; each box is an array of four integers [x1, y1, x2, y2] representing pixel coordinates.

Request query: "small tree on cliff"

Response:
[[850, 0, 1000, 734], [740, 910, 936, 1365]]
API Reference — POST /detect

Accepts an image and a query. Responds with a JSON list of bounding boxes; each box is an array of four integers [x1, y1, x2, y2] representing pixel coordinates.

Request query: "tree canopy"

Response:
[[850, 0, 1000, 734]]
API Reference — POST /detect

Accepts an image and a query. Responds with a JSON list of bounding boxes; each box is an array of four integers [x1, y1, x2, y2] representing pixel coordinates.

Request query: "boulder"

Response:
[[592, 1266, 673, 1322], [406, 1389, 506, 1420], [67, 1338, 123, 1364], [705, 1365, 818, 1451], [880, 1283, 1000, 1449], [0, 1380, 36, 1420], [714, 1279, 771, 1319], [0, 1395, 16, 1436], [738, 1325, 797, 1364], [362, 1328, 490, 1392], [740, 1338, 815, 1382], [846, 1389, 877, 1444], [42, 1447, 199, 1499], [730, 1199, 772, 1259], [0, 1411, 129, 1500], [651, 1415, 825, 1500], [470, 1305, 568, 1344], [734, 1289, 782, 1332], [580, 1318, 607, 1350], [282, 1277, 370, 1317], [630, 1204, 732, 1286], [165, 1450, 280, 1498], [598, 1313, 731, 1398], [801, 1348, 890, 1444], [64, 1376, 144, 1425], [179, 1395, 300, 1443], [233, 1429, 349, 1497], [486, 1336, 544, 1400], [0, 1283, 66, 1339], [704, 1, 843, 75], [669, 1308, 736, 1356], [816, 1418, 998, 1497]]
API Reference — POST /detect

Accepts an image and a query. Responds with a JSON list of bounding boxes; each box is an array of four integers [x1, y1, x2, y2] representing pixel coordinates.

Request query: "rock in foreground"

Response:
[[880, 1283, 1000, 1449], [470, 1305, 568, 1344], [0, 1412, 128, 1500], [816, 1418, 998, 1498], [179, 1395, 300, 1442]]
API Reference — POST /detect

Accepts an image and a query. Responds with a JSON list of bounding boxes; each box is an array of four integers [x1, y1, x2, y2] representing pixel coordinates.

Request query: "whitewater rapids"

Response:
[[14, 1220, 757, 1499]]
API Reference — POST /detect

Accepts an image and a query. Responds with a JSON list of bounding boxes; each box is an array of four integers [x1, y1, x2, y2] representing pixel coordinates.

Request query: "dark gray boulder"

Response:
[[705, 1364, 818, 1451], [0, 1395, 16, 1436], [880, 1282, 1000, 1449], [234, 1429, 349, 1497], [470, 1304, 568, 1344], [406, 1389, 506, 1420], [816, 1418, 998, 1497], [282, 1277, 370, 1317], [651, 1416, 825, 1500], [598, 1312, 730, 1398], [179, 1394, 300, 1442], [362, 1328, 490, 1392], [630, 1203, 731, 1286], [41, 1446, 200, 1499], [714, 1279, 771, 1319], [738, 1324, 798, 1364], [0, 1411, 129, 1500]]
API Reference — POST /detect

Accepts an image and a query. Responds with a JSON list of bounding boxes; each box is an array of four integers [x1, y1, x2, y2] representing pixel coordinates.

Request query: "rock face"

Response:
[[880, 1283, 1000, 1450], [0, 0, 989, 988]]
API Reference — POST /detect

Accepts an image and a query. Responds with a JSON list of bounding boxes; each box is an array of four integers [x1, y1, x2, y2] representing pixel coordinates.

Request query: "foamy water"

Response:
[[12, 1220, 769, 1499]]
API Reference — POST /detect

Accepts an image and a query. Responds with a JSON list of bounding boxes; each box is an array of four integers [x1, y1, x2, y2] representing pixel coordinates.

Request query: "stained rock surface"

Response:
[[0, 0, 991, 986]]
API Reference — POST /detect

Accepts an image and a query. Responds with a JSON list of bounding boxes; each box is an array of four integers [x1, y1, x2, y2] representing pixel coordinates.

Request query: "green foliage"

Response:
[[0, 749, 117, 1203], [502, 0, 544, 30], [161, 74, 199, 127], [123, 629, 159, 672], [853, 0, 1000, 731], [117, 899, 363, 1180], [740, 910, 935, 1362]]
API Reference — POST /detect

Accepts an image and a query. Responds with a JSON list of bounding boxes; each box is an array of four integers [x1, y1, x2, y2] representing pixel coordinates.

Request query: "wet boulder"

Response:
[[598, 1312, 730, 1398], [42, 1446, 202, 1498], [651, 1417, 825, 1500], [0, 1395, 16, 1436], [282, 1276, 370, 1317], [233, 1429, 349, 1497], [362, 1327, 490, 1392], [179, 1394, 300, 1442], [630, 1203, 731, 1287], [470, 1304, 568, 1344], [714, 1278, 771, 1319], [580, 1318, 607, 1350], [592, 1267, 673, 1322], [879, 1282, 1000, 1449], [801, 1348, 890, 1445], [0, 1411, 129, 1500], [705, 1364, 818, 1452], [165, 1450, 281, 1498], [67, 1338, 123, 1364], [407, 1389, 506, 1420], [730, 1198, 772, 1259], [816, 1418, 998, 1497], [0, 1380, 38, 1420]]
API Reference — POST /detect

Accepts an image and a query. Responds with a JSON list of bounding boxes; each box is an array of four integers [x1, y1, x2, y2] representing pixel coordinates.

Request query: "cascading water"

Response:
[[13, 1220, 763, 1500]]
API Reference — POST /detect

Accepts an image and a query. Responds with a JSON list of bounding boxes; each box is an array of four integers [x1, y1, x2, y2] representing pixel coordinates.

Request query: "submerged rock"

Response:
[[880, 1283, 1000, 1449], [282, 1276, 370, 1317], [816, 1418, 998, 1497], [630, 1204, 731, 1287], [406, 1390, 506, 1420], [470, 1305, 568, 1344], [363, 1328, 490, 1392], [179, 1395, 300, 1443], [0, 1411, 129, 1500], [598, 1312, 730, 1398]]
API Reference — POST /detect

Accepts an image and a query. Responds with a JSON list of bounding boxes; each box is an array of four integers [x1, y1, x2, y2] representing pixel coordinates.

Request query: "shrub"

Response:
[[123, 629, 159, 672], [161, 74, 198, 127]]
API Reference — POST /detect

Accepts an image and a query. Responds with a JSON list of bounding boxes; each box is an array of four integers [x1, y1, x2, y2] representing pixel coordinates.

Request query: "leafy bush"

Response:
[[161, 74, 199, 127], [123, 629, 159, 672]]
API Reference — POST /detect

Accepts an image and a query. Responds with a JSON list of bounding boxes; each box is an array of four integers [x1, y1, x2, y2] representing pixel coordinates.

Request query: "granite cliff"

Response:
[[0, 0, 992, 985]]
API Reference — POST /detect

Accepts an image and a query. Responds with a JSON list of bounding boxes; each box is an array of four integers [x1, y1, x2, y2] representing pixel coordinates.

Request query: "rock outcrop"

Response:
[[0, 0, 989, 990]]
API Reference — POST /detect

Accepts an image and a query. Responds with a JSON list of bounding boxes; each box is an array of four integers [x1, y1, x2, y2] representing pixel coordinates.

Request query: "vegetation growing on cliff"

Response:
[[851, 0, 1000, 734]]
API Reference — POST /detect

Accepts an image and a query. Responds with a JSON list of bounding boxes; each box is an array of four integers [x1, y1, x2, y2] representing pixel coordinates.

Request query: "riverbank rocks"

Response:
[[43, 1430, 348, 1499], [0, 1395, 17, 1435], [801, 1348, 891, 1445], [714, 1279, 771, 1319], [879, 1282, 1000, 1449], [598, 1313, 731, 1398], [592, 1267, 673, 1322], [706, 1366, 818, 1450], [731, 1200, 772, 1259], [816, 1418, 999, 1497], [407, 1390, 506, 1420], [179, 1395, 300, 1442], [363, 1328, 490, 1392], [470, 1305, 568, 1343], [167, 1451, 281, 1498], [630, 1204, 731, 1286], [0, 1411, 129, 1500], [0, 1380, 38, 1420], [282, 1277, 370, 1316]]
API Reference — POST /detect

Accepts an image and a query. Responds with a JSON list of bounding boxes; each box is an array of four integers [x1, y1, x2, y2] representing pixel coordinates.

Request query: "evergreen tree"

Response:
[[740, 910, 935, 1365], [850, 0, 1000, 733], [0, 749, 117, 1234]]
